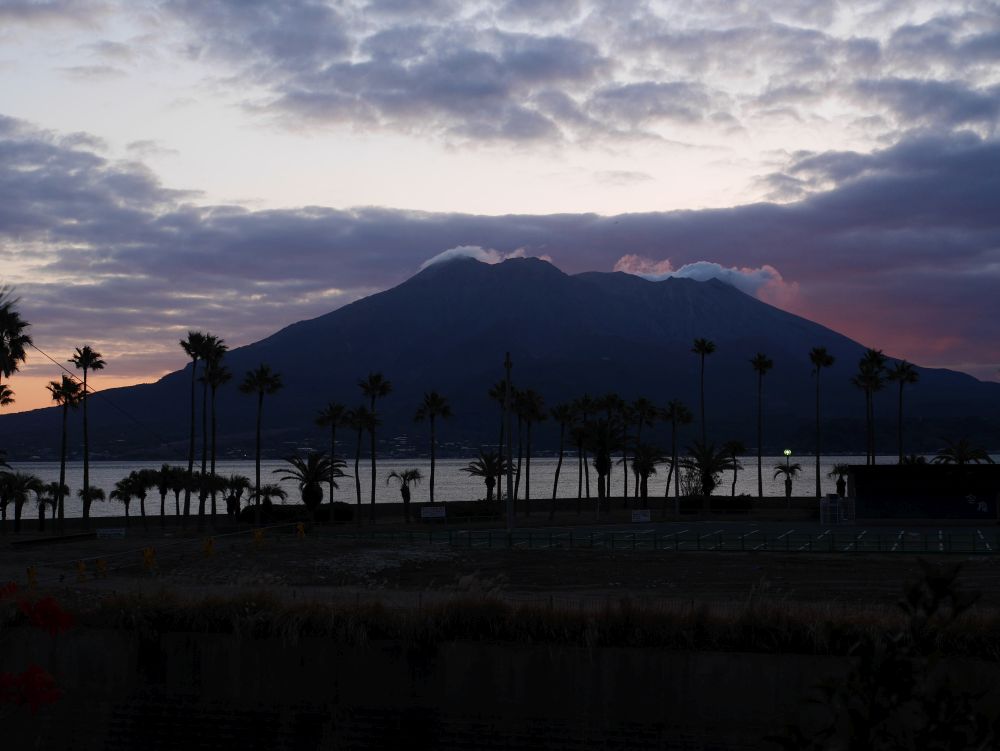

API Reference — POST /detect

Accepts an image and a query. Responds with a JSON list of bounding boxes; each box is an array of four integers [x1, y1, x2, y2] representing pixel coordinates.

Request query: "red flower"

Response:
[[18, 597, 74, 636], [0, 665, 61, 713]]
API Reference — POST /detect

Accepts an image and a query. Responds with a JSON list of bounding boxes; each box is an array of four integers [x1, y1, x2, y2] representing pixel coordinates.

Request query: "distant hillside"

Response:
[[3, 257, 999, 460]]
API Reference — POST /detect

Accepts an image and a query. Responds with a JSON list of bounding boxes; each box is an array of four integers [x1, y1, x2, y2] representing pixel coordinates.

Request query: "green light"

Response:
[[783, 449, 792, 457]]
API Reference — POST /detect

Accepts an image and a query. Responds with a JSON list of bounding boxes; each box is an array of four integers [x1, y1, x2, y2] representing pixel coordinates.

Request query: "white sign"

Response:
[[421, 506, 446, 519], [631, 509, 651, 523]]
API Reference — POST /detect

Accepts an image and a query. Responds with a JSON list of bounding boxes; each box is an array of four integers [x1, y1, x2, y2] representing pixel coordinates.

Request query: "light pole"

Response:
[[783, 449, 792, 502]]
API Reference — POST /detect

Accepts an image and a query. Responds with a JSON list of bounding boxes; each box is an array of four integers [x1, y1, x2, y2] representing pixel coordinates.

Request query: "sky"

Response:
[[1, 0, 998, 412]]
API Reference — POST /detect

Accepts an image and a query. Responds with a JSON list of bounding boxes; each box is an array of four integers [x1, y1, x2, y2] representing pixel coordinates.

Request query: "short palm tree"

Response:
[[932, 438, 995, 466], [274, 453, 333, 521], [827, 463, 851, 497], [130, 468, 157, 530], [414, 391, 451, 504], [631, 444, 663, 507], [661, 399, 693, 501], [359, 372, 392, 522], [253, 484, 288, 510], [721, 440, 746, 496], [69, 345, 105, 528], [77, 484, 105, 524], [461, 450, 508, 502], [809, 347, 835, 496], [0, 286, 32, 415], [240, 363, 283, 526], [47, 374, 81, 529], [774, 461, 804, 501], [5, 471, 42, 534], [678, 441, 737, 502], [887, 360, 919, 464], [109, 475, 136, 527], [37, 482, 65, 532], [691, 338, 716, 444], [180, 331, 208, 519], [154, 464, 175, 525], [224, 473, 252, 516], [315, 402, 347, 504], [387, 468, 422, 522], [750, 353, 773, 498]]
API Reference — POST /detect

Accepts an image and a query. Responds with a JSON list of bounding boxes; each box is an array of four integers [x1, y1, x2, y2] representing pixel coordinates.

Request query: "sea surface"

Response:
[[3, 455, 916, 519]]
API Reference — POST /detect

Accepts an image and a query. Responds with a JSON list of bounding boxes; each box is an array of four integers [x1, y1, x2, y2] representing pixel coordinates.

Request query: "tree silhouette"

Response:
[[750, 353, 773, 498], [460, 450, 508, 502], [932, 438, 995, 466], [722, 439, 746, 496], [632, 444, 664, 507], [315, 402, 347, 506], [239, 363, 283, 527], [37, 481, 65, 532], [691, 338, 716, 444], [0, 286, 32, 422], [630, 398, 658, 499], [774, 461, 803, 501], [387, 468, 422, 522], [573, 394, 595, 499], [414, 391, 451, 504], [809, 347, 835, 496], [109, 475, 136, 528], [853, 349, 886, 465], [4, 471, 42, 534], [661, 399, 693, 504], [549, 403, 574, 519], [69, 345, 105, 529], [47, 375, 81, 530], [887, 360, 919, 464], [678, 440, 737, 500], [359, 372, 392, 523], [196, 335, 226, 526], [345, 406, 376, 521], [179, 331, 208, 520], [274, 452, 334, 522], [202, 355, 231, 520], [517, 388, 546, 515]]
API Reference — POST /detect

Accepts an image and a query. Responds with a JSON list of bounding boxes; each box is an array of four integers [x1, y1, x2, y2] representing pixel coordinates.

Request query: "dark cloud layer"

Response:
[[2, 114, 998, 381]]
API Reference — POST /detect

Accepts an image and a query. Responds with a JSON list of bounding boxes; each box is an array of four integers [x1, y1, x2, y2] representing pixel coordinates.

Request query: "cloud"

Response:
[[1, 114, 999, 387], [419, 245, 549, 269], [613, 256, 799, 305]]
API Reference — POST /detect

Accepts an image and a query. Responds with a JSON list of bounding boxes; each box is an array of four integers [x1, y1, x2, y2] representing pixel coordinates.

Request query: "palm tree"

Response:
[[0, 384, 13, 408], [573, 394, 595, 499], [618, 401, 635, 502], [691, 338, 716, 444], [5, 471, 42, 534], [345, 406, 376, 521], [239, 364, 283, 527], [224, 474, 251, 517], [460, 450, 508, 502], [129, 469, 156, 531], [251, 484, 288, 519], [414, 391, 451, 505], [69, 345, 105, 528], [154, 464, 174, 525], [274, 453, 332, 522], [77, 484, 105, 524], [359, 372, 392, 522], [169, 466, 187, 517], [109, 475, 136, 527], [201, 350, 230, 520], [589, 418, 620, 513], [774, 461, 804, 500], [678, 441, 738, 501], [887, 360, 919, 464], [827, 463, 851, 497], [488, 380, 511, 505], [37, 482, 65, 532], [809, 347, 835, 496], [517, 389, 546, 516], [596, 393, 624, 496], [932, 438, 995, 466], [179, 331, 208, 520], [315, 402, 347, 505], [387, 468, 423, 522], [750, 353, 773, 498], [853, 349, 886, 465], [661, 399, 693, 502], [632, 444, 663, 507], [196, 335, 226, 525], [47, 374, 81, 529], [722, 440, 746, 496], [0, 286, 32, 420], [549, 403, 574, 519], [630, 398, 658, 499]]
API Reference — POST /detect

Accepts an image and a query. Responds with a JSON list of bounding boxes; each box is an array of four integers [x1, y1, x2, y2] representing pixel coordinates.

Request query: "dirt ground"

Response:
[[4, 524, 1000, 611]]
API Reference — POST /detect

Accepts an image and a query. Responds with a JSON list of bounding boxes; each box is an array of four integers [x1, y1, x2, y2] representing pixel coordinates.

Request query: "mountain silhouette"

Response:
[[3, 257, 999, 459]]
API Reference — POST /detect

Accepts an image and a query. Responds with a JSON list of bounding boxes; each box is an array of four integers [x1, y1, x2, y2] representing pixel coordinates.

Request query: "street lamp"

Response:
[[783, 449, 793, 501]]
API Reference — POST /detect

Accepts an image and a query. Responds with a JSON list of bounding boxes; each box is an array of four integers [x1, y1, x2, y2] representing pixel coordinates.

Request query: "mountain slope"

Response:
[[3, 257, 998, 459]]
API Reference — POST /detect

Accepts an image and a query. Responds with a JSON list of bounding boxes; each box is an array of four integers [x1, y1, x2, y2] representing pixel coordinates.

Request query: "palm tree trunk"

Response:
[[867, 390, 874, 465], [758, 372, 765, 499], [57, 404, 67, 531], [622, 423, 629, 502], [731, 461, 737, 496], [525, 421, 531, 517], [329, 423, 337, 506], [496, 410, 504, 506], [814, 370, 821, 497], [699, 354, 706, 445], [210, 387, 218, 520], [551, 424, 564, 520], [583, 445, 591, 498], [185, 359, 197, 519], [514, 416, 523, 503], [198, 379, 209, 526], [82, 368, 90, 528], [38, 503, 44, 532], [14, 501, 21, 534], [369, 425, 377, 525], [897, 382, 904, 464], [430, 416, 436, 504], [672, 421, 680, 498], [354, 426, 362, 521], [140, 494, 147, 532], [254, 391, 262, 527], [173, 490, 180, 518], [577, 444, 582, 504], [159, 491, 167, 523]]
